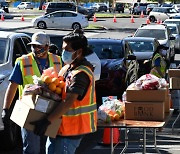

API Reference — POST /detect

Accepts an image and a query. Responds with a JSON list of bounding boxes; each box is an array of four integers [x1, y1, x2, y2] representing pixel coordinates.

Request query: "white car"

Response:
[[17, 2, 34, 9], [164, 18, 180, 27], [173, 4, 180, 12], [165, 23, 180, 53], [133, 24, 175, 62], [149, 7, 180, 22], [32, 10, 89, 30], [0, 31, 31, 130]]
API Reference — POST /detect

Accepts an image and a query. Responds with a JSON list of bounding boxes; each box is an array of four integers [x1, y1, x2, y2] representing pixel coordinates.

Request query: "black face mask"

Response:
[[31, 46, 47, 57]]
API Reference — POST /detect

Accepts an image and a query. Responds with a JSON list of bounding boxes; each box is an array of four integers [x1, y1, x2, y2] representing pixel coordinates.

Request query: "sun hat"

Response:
[[28, 32, 50, 46]]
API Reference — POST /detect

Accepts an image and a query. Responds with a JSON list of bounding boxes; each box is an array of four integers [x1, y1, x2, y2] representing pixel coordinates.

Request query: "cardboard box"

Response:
[[168, 69, 180, 78], [164, 94, 170, 113], [21, 94, 60, 114], [126, 87, 166, 102], [10, 100, 61, 138], [169, 77, 180, 89], [125, 101, 164, 121]]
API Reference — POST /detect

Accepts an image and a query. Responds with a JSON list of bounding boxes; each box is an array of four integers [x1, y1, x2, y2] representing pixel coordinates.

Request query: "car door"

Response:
[[61, 12, 76, 29], [159, 8, 169, 21], [50, 12, 63, 28]]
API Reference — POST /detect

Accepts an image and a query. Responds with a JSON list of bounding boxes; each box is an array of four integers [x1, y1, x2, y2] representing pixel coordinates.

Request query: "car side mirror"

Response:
[[126, 54, 136, 60], [170, 36, 175, 40]]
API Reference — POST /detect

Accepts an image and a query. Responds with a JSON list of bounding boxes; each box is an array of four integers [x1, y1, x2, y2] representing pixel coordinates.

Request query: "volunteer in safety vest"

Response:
[[31, 29, 97, 154], [150, 45, 168, 78], [2, 32, 62, 154]]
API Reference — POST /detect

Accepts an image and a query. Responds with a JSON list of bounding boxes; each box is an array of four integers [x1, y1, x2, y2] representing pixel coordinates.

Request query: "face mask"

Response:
[[160, 49, 167, 56], [31, 46, 46, 57], [62, 50, 77, 64]]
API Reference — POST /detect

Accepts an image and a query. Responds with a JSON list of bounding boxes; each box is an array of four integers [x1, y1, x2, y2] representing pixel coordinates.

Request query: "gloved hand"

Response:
[[30, 118, 51, 136], [1, 109, 10, 126]]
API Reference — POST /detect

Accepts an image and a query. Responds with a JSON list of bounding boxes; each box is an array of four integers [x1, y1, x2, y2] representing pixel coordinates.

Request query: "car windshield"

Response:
[[168, 26, 178, 34], [167, 8, 178, 13], [164, 20, 180, 25], [127, 41, 154, 52], [88, 42, 124, 59], [135, 29, 166, 40], [0, 38, 8, 64]]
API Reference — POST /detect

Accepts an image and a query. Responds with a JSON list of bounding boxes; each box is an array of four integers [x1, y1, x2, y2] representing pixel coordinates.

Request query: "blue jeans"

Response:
[[46, 135, 83, 154], [21, 128, 40, 154]]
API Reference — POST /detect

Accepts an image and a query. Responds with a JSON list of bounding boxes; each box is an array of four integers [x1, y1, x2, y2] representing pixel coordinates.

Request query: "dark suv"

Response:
[[45, 2, 94, 20], [88, 38, 138, 105], [109, 3, 124, 13]]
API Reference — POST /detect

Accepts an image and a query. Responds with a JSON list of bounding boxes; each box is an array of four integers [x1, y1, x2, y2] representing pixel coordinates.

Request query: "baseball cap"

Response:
[[28, 32, 50, 46]]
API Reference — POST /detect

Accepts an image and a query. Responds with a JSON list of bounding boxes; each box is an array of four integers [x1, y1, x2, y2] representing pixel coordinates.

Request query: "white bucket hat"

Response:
[[28, 32, 50, 46]]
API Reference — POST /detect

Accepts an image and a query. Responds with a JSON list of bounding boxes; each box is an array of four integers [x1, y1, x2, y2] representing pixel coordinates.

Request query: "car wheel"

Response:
[[149, 16, 156, 22], [37, 21, 47, 29], [72, 23, 81, 30]]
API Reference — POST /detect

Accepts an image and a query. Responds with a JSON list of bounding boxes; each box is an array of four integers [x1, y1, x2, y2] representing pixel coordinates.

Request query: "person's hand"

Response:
[[1, 109, 10, 126], [30, 118, 51, 136]]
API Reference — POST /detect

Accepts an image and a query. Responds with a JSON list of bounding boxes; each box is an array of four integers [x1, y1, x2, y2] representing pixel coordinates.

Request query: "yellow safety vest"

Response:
[[16, 52, 62, 97], [58, 65, 97, 136], [151, 53, 166, 78]]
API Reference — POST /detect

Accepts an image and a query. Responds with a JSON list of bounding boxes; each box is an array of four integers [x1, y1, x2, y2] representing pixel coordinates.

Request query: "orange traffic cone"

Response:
[[93, 14, 97, 22], [102, 128, 120, 144], [140, 11, 144, 18], [146, 17, 150, 24], [21, 14, 24, 21], [113, 15, 117, 23], [1, 14, 4, 21], [157, 19, 162, 24], [131, 15, 135, 23]]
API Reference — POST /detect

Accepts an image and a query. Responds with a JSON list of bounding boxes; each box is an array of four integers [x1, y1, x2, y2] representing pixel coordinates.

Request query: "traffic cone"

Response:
[[93, 14, 97, 22], [102, 128, 120, 144], [140, 11, 144, 18], [131, 15, 135, 23], [113, 15, 117, 23], [21, 14, 24, 21], [157, 19, 162, 24], [146, 17, 150, 24], [1, 14, 4, 21]]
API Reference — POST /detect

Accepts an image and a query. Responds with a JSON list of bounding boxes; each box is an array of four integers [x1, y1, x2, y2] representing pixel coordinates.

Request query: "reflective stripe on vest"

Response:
[[58, 65, 97, 136], [48, 53, 62, 73], [21, 55, 34, 76]]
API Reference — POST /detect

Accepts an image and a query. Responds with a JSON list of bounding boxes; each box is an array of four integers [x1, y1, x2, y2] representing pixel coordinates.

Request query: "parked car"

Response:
[[160, 3, 173, 7], [173, 4, 180, 12], [0, 31, 31, 130], [32, 10, 89, 30], [130, 3, 148, 15], [123, 37, 160, 76], [149, 7, 180, 22], [45, 2, 94, 20], [109, 2, 124, 13], [133, 24, 175, 62], [164, 18, 180, 26], [92, 3, 107, 12], [87, 38, 139, 105], [165, 23, 180, 53], [0, 1, 9, 13], [17, 2, 34, 10], [0, 9, 14, 19], [146, 3, 158, 15]]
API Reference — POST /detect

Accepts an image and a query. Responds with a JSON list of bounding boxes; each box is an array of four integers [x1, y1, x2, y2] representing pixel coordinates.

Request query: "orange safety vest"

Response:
[[57, 65, 97, 136]]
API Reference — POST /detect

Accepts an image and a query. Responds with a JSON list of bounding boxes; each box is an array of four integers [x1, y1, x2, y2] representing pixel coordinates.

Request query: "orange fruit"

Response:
[[55, 87, 62, 94], [113, 114, 120, 121], [58, 81, 65, 88], [52, 77, 59, 86], [43, 76, 52, 84], [48, 83, 56, 91], [58, 76, 64, 81]]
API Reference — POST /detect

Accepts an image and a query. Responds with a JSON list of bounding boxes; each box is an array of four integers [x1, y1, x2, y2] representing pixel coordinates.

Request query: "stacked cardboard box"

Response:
[[168, 69, 180, 89], [125, 83, 167, 121], [10, 94, 61, 138]]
